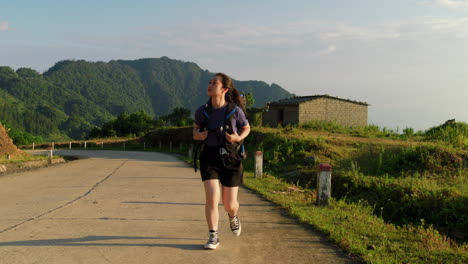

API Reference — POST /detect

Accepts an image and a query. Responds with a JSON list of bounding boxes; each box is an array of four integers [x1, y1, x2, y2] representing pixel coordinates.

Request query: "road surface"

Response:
[[0, 150, 355, 264]]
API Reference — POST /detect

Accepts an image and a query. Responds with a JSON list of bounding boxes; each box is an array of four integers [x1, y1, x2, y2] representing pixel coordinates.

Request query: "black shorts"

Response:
[[200, 145, 243, 187]]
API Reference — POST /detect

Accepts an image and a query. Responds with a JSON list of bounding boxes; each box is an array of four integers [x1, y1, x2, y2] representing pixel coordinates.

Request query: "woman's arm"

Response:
[[193, 124, 208, 141], [225, 125, 250, 143]]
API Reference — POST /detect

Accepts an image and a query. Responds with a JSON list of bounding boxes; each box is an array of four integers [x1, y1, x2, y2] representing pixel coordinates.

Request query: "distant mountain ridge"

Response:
[[0, 57, 293, 140]]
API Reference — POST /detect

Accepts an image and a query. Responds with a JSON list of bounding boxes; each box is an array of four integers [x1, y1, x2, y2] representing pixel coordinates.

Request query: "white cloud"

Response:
[[145, 16, 468, 59], [434, 0, 468, 9], [0, 21, 9, 32]]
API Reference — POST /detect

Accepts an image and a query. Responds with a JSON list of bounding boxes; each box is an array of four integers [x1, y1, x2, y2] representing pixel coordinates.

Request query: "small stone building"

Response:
[[262, 95, 369, 127]]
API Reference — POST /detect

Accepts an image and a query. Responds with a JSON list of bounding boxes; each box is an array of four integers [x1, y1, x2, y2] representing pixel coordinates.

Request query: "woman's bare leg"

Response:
[[221, 186, 239, 217], [203, 179, 221, 231]]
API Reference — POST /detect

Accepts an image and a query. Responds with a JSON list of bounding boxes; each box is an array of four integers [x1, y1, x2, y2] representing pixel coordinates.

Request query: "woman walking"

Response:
[[193, 73, 250, 250]]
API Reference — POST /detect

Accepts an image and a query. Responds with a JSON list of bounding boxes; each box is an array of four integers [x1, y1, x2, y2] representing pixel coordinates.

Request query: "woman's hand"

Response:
[[225, 131, 241, 143], [193, 129, 208, 141]]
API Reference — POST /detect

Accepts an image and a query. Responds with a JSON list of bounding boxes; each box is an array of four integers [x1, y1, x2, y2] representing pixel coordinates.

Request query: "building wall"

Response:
[[263, 98, 368, 127], [262, 105, 299, 126], [298, 98, 327, 123], [262, 110, 277, 126], [299, 98, 368, 127]]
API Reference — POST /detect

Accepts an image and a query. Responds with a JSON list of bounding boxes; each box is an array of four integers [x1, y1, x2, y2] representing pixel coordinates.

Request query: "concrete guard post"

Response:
[[47, 147, 53, 165], [69, 142, 72, 150], [32, 143, 35, 150], [255, 151, 263, 178], [84, 141, 87, 150], [316, 163, 332, 206]]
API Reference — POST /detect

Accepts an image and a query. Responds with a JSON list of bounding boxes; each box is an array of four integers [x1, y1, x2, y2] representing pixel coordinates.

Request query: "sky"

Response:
[[1, 0, 467, 131]]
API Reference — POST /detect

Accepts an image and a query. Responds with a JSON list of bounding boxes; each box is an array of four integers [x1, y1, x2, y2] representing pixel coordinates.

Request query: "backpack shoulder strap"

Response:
[[225, 102, 237, 121], [200, 100, 212, 131], [224, 102, 238, 134]]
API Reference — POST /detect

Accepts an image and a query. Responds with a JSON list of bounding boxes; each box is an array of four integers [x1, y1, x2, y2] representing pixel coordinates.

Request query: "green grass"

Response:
[[0, 154, 51, 164], [243, 172, 467, 264]]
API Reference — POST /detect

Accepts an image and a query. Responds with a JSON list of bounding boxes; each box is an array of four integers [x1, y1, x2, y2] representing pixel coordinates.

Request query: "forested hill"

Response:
[[0, 57, 293, 140]]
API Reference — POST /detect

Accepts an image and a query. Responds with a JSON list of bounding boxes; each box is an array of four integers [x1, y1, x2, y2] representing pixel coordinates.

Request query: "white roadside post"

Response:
[[47, 147, 53, 165], [52, 142, 55, 149], [255, 151, 263, 178], [32, 143, 35, 150], [316, 163, 332, 206], [69, 142, 72, 150], [84, 141, 87, 150]]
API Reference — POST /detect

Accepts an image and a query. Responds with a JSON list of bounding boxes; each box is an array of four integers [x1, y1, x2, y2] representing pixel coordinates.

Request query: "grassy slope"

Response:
[[243, 127, 467, 263]]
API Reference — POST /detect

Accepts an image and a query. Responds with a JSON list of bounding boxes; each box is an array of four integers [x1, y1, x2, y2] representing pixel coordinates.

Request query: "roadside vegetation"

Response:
[[0, 154, 48, 164]]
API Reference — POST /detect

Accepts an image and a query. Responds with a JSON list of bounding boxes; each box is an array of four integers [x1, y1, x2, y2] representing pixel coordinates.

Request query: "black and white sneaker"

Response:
[[229, 215, 241, 236], [204, 231, 220, 250]]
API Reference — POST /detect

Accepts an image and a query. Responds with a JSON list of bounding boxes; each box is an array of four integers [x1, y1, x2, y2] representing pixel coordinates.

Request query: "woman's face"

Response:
[[207, 76, 228, 97]]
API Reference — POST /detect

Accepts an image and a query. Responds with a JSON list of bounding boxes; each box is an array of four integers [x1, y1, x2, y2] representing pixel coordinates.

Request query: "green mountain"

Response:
[[0, 57, 293, 140]]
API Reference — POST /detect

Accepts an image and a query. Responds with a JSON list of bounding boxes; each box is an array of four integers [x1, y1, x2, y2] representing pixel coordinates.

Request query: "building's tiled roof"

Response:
[[268, 95, 370, 106]]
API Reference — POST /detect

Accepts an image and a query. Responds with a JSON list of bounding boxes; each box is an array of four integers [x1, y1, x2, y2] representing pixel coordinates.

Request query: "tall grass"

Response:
[[299, 120, 468, 149], [425, 121, 468, 149], [300, 120, 402, 138]]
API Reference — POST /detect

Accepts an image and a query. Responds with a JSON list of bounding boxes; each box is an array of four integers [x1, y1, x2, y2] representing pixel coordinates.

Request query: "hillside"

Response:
[[0, 57, 293, 140]]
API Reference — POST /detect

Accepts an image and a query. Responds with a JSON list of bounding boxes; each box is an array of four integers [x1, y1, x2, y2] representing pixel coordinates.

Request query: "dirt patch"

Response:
[[0, 124, 25, 158]]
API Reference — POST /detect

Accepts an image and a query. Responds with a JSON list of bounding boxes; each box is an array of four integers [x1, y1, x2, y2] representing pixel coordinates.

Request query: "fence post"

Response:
[[7, 154, 11, 160], [32, 143, 35, 150], [69, 142, 72, 150], [144, 142, 146, 151], [159, 141, 162, 150], [123, 142, 126, 151], [52, 142, 55, 149], [169, 141, 172, 152], [255, 151, 263, 178], [180, 142, 183, 150], [101, 142, 104, 149], [84, 141, 87, 150], [316, 163, 332, 206], [47, 147, 53, 165], [188, 147, 193, 159]]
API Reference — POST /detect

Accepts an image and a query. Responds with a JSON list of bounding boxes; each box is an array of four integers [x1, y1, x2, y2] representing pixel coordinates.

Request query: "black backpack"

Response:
[[193, 101, 246, 172]]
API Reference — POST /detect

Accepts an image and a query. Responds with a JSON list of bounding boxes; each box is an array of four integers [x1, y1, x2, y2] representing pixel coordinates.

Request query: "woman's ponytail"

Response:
[[215, 73, 247, 115]]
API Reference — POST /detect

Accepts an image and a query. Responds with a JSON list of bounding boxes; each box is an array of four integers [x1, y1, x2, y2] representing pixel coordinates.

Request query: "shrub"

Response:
[[425, 121, 468, 148]]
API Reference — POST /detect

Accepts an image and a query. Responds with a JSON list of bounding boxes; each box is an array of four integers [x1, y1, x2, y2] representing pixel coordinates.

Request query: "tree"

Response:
[[158, 107, 193, 127], [243, 93, 255, 108], [88, 110, 155, 138]]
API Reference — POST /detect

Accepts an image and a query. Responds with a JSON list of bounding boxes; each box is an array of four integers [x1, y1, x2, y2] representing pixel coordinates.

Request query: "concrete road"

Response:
[[0, 150, 354, 264]]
